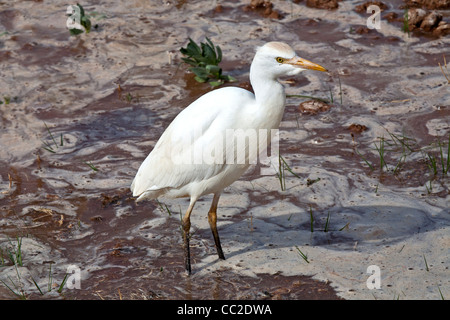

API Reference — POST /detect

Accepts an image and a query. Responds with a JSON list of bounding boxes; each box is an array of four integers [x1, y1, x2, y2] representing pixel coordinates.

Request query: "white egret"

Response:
[[131, 41, 327, 274]]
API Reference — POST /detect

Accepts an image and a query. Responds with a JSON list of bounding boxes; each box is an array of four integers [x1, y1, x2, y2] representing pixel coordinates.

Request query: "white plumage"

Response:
[[131, 41, 327, 274]]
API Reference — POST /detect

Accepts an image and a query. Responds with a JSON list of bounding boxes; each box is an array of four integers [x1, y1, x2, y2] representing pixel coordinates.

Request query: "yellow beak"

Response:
[[286, 56, 328, 72]]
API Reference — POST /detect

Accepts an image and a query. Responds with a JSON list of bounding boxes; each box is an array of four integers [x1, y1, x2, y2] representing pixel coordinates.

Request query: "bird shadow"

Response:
[[197, 204, 449, 270]]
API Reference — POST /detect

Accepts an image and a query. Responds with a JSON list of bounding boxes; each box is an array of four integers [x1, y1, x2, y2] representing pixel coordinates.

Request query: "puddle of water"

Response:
[[0, 0, 449, 300]]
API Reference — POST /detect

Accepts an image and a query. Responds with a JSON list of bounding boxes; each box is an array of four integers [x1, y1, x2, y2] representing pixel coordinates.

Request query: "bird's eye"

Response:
[[276, 57, 284, 63]]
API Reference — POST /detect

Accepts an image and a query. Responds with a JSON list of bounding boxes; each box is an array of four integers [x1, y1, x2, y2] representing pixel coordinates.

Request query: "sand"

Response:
[[0, 0, 448, 299]]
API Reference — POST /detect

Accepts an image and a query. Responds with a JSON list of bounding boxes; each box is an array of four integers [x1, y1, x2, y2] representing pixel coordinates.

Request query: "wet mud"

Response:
[[0, 0, 449, 300]]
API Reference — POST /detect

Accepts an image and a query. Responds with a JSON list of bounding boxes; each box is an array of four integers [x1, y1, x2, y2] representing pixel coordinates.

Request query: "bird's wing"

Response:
[[131, 87, 255, 198]]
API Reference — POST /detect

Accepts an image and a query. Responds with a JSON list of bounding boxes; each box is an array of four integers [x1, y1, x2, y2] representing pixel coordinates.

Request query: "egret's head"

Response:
[[252, 42, 327, 79]]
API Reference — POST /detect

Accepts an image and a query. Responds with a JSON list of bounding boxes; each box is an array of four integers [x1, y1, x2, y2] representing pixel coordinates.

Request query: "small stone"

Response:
[[419, 11, 442, 31]]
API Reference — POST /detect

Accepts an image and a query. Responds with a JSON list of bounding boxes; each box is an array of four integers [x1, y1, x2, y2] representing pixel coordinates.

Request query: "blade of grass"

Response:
[[393, 154, 406, 175], [324, 212, 331, 232], [425, 179, 432, 194], [355, 148, 374, 170], [6, 236, 23, 266], [41, 140, 56, 153], [374, 137, 388, 171], [84, 161, 98, 172], [156, 199, 172, 216], [426, 153, 438, 176], [279, 155, 301, 179], [48, 263, 53, 292], [287, 94, 329, 104], [277, 154, 285, 191], [16, 236, 22, 267], [437, 286, 445, 300], [30, 275, 44, 295], [0, 278, 23, 299], [295, 246, 310, 263], [423, 254, 429, 271], [44, 122, 58, 149], [58, 273, 69, 293], [339, 222, 350, 231], [446, 134, 450, 174], [439, 136, 449, 174]]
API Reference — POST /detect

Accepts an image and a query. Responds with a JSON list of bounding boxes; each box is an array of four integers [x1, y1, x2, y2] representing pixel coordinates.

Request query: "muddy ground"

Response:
[[0, 0, 449, 300]]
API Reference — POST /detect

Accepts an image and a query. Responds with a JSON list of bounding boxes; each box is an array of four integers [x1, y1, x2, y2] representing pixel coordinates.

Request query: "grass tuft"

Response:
[[0, 236, 69, 298], [355, 127, 449, 193], [276, 155, 302, 191]]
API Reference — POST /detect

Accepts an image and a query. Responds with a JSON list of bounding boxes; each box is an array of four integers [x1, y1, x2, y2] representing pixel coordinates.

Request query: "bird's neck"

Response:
[[250, 71, 286, 129]]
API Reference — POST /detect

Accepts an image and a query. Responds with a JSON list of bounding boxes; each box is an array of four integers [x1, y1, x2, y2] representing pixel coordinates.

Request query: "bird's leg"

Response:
[[182, 198, 196, 275], [208, 193, 225, 260]]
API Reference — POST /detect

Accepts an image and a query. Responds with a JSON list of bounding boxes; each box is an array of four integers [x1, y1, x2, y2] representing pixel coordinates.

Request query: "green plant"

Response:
[[0, 236, 26, 298], [324, 212, 331, 233], [374, 136, 388, 171], [426, 152, 438, 176], [2, 236, 23, 267], [402, 8, 410, 37], [115, 84, 139, 104], [422, 136, 450, 176], [437, 286, 445, 300], [438, 135, 450, 174], [295, 246, 309, 264], [355, 147, 374, 171], [180, 37, 235, 87], [0, 238, 69, 299], [84, 160, 98, 172], [156, 200, 172, 216], [42, 122, 63, 153], [423, 134, 449, 193], [275, 154, 302, 191], [423, 254, 429, 272]]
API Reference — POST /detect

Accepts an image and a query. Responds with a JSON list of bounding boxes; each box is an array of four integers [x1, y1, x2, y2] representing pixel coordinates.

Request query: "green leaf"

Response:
[[181, 57, 198, 67], [204, 38, 218, 62], [223, 75, 236, 82], [191, 67, 209, 78], [81, 16, 91, 33], [216, 45, 222, 63], [204, 44, 217, 65], [186, 38, 202, 56], [205, 37, 215, 51], [77, 3, 85, 17], [206, 37, 222, 63], [194, 76, 207, 83], [209, 80, 223, 87], [205, 64, 221, 76], [69, 28, 84, 36]]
